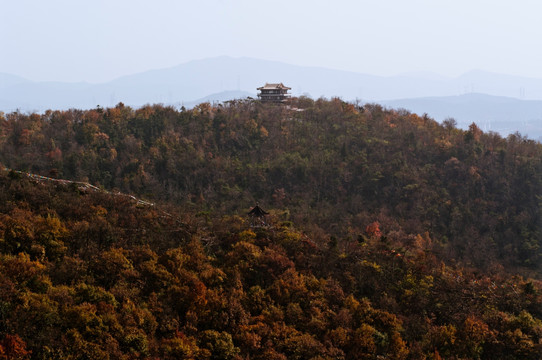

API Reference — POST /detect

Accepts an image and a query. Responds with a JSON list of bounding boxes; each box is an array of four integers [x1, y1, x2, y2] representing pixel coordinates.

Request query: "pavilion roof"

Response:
[[257, 83, 291, 90], [248, 205, 269, 217]]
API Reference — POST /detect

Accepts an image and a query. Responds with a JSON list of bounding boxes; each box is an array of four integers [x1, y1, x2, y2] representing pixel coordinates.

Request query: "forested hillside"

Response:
[[1, 98, 541, 274], [0, 98, 541, 358], [0, 171, 540, 359]]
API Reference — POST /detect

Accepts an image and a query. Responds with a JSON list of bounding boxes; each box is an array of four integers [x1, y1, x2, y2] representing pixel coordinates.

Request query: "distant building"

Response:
[[257, 83, 291, 102]]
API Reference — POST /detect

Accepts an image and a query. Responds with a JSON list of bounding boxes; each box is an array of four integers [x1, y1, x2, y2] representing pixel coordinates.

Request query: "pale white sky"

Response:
[[2, 0, 542, 83]]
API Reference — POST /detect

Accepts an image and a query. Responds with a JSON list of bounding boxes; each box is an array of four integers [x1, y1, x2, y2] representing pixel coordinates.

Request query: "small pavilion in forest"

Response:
[[248, 205, 269, 227]]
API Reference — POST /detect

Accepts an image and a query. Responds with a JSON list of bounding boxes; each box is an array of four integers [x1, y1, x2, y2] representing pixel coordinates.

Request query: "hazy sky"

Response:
[[2, 0, 542, 83]]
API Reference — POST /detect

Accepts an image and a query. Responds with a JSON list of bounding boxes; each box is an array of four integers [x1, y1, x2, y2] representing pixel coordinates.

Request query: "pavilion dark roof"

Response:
[[248, 205, 269, 217]]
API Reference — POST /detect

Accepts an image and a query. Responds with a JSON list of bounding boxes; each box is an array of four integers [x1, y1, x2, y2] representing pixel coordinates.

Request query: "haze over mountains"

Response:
[[2, 56, 542, 139]]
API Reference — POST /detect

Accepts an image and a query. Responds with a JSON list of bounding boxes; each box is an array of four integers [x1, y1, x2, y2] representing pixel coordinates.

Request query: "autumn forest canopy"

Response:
[[0, 98, 540, 359]]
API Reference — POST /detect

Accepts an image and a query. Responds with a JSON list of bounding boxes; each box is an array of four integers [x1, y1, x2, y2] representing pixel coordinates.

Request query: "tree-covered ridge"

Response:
[[0, 173, 540, 359], [1, 98, 541, 274]]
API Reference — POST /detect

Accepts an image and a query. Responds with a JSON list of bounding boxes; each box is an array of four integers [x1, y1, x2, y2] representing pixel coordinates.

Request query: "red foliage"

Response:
[[365, 221, 382, 238], [0, 334, 31, 360]]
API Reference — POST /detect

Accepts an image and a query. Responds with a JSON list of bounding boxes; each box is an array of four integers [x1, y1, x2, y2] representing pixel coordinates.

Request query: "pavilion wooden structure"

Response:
[[257, 83, 291, 102]]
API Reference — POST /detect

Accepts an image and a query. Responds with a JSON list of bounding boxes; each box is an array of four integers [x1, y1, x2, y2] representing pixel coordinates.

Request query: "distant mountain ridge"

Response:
[[4, 56, 542, 111], [0, 72, 30, 88]]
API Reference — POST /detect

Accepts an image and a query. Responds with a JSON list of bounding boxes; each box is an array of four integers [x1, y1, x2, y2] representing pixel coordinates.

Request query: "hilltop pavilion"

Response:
[[257, 83, 291, 102]]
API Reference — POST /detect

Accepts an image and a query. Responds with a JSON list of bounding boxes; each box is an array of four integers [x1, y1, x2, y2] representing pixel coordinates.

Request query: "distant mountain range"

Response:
[[2, 56, 542, 139]]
